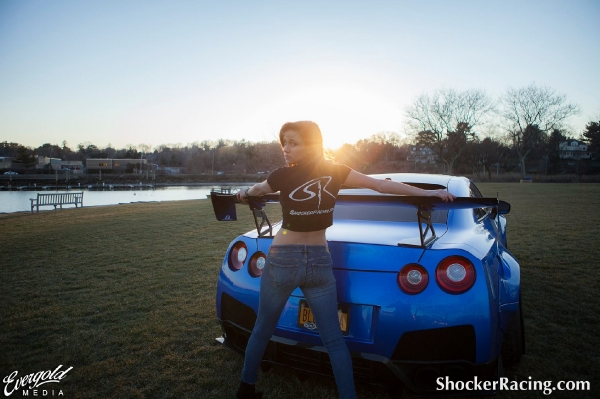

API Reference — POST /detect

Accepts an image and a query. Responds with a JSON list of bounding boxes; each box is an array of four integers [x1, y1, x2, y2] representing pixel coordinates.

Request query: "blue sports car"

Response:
[[211, 173, 524, 396]]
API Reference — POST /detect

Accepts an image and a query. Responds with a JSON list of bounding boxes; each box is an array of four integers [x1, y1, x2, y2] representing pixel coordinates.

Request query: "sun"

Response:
[[243, 82, 405, 149], [290, 84, 403, 149]]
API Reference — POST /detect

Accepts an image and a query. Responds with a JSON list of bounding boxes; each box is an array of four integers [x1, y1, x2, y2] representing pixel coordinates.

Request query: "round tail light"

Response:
[[228, 241, 248, 271], [248, 252, 266, 277], [436, 256, 476, 294], [398, 264, 429, 294]]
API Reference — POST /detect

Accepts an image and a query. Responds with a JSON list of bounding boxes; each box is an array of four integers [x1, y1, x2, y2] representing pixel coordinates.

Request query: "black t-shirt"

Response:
[[267, 160, 352, 232]]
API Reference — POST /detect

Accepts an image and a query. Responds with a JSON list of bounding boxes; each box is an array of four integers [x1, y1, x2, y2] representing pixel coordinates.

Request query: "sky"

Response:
[[1, 0, 599, 151]]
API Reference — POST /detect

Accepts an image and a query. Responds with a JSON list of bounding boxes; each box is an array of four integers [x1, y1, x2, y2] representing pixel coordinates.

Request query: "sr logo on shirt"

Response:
[[289, 176, 334, 209]]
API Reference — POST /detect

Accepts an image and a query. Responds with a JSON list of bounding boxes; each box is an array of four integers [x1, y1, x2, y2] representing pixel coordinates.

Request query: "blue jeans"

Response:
[[241, 245, 356, 399]]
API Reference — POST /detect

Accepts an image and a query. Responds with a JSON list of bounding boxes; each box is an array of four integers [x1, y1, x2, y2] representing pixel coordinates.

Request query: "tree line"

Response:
[[2, 83, 599, 177]]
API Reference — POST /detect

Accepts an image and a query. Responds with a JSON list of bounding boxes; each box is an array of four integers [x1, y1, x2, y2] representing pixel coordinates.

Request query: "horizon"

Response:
[[0, 125, 593, 155]]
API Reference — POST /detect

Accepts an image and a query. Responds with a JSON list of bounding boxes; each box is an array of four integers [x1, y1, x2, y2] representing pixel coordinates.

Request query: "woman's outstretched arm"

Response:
[[236, 180, 273, 203], [343, 170, 456, 202]]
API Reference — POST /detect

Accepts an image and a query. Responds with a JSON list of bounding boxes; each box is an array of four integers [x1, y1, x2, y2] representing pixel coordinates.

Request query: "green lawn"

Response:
[[1, 184, 598, 398]]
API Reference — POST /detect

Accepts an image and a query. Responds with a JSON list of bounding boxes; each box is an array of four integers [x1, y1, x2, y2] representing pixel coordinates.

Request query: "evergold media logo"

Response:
[[3, 365, 73, 397]]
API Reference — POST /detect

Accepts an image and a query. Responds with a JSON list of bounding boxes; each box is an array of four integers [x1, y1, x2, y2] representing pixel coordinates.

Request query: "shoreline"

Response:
[[0, 184, 253, 214], [0, 179, 259, 191], [0, 197, 208, 216]]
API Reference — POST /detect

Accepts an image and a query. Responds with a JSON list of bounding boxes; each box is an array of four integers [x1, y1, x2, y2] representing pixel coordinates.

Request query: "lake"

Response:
[[0, 185, 246, 213]]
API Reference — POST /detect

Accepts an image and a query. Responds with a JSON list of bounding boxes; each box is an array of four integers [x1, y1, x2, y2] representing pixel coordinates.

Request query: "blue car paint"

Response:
[[498, 246, 521, 315], [214, 174, 522, 394]]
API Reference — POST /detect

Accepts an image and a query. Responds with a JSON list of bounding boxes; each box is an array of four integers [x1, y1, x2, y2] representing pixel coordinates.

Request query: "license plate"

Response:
[[298, 300, 349, 335]]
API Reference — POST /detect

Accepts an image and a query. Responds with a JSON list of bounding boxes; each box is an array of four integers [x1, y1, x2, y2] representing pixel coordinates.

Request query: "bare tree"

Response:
[[479, 137, 509, 181], [405, 88, 494, 174], [138, 143, 152, 154], [500, 83, 580, 176], [255, 141, 285, 171]]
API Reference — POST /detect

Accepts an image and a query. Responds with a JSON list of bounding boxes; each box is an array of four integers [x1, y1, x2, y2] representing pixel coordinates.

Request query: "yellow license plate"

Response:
[[298, 300, 349, 335]]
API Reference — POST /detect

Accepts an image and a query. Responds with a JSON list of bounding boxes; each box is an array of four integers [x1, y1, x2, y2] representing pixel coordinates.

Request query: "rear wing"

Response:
[[210, 192, 509, 247], [210, 192, 280, 237]]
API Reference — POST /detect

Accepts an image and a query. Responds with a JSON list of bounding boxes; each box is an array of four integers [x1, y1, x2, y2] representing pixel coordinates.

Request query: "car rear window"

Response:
[[333, 203, 448, 223]]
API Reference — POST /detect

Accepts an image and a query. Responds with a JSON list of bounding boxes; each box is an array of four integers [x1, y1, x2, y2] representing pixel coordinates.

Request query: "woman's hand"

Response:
[[236, 188, 250, 203], [428, 189, 456, 202]]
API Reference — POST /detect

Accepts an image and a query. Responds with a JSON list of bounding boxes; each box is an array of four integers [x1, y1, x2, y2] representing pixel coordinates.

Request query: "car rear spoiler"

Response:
[[210, 192, 510, 247]]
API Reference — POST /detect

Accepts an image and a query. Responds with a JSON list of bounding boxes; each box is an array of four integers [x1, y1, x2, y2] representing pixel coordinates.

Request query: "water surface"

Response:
[[1, 185, 244, 213]]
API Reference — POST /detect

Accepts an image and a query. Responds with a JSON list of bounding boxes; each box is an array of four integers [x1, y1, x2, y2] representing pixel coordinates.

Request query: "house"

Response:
[[86, 158, 147, 172], [0, 157, 13, 170], [407, 146, 437, 164], [62, 160, 84, 174], [37, 156, 62, 170], [559, 140, 591, 160]]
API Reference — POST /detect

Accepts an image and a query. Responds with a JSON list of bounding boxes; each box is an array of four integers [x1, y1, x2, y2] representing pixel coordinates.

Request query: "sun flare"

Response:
[[246, 82, 404, 150]]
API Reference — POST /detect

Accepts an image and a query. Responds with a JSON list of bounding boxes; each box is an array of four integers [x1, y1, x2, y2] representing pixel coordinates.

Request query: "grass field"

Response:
[[1, 184, 598, 399]]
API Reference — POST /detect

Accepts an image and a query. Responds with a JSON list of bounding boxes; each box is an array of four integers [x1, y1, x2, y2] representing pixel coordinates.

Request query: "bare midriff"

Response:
[[271, 228, 328, 247]]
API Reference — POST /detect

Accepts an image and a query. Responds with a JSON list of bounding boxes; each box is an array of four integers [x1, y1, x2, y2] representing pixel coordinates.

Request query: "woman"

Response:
[[235, 121, 455, 399]]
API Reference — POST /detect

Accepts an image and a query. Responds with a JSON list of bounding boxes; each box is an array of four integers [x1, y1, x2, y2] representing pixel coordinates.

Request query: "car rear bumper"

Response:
[[217, 293, 500, 396]]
